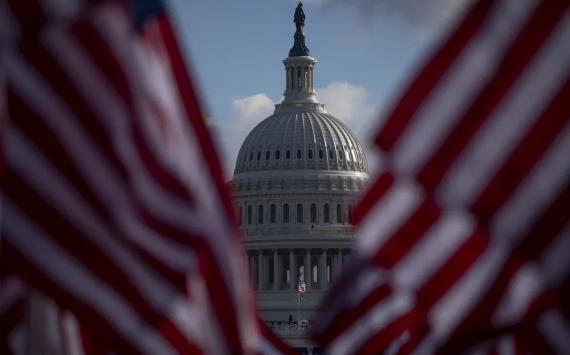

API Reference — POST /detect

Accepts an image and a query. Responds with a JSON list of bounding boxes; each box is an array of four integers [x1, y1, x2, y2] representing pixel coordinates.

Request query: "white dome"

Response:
[[233, 105, 368, 178]]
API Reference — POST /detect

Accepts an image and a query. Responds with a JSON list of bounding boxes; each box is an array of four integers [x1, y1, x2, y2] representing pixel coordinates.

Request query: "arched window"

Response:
[[249, 152, 253, 161], [348, 204, 353, 224], [257, 151, 261, 161], [275, 150, 281, 160], [336, 204, 342, 223], [239, 206, 243, 226], [258, 205, 264, 224], [270, 204, 276, 223], [296, 203, 303, 223], [328, 150, 334, 160], [319, 149, 324, 159], [247, 205, 253, 225], [243, 154, 247, 162], [310, 203, 317, 223], [297, 149, 302, 159], [338, 150, 343, 160], [286, 150, 291, 159], [265, 151, 270, 160], [283, 204, 290, 223], [308, 149, 313, 159], [324, 204, 330, 223]]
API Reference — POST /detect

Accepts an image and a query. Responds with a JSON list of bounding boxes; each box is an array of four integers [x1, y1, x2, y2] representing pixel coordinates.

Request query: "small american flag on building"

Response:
[[299, 279, 306, 294]]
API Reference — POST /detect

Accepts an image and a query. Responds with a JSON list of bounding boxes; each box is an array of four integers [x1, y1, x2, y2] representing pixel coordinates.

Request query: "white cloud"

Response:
[[215, 82, 386, 180]]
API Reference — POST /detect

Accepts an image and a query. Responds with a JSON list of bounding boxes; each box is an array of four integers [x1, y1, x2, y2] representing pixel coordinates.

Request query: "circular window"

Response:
[[308, 149, 313, 159], [318, 149, 324, 159]]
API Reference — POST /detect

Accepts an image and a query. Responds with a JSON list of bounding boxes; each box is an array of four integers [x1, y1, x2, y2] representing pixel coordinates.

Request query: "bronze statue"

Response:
[[289, 2, 310, 57], [294, 2, 305, 33]]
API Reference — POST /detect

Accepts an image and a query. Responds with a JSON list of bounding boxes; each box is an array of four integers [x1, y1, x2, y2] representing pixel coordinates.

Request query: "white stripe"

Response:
[[497, 335, 516, 355], [2, 200, 179, 355], [7, 49, 195, 273], [537, 309, 570, 355], [429, 244, 508, 340], [540, 222, 570, 287], [438, 7, 570, 207], [356, 179, 424, 258], [0, 2, 19, 48], [186, 271, 231, 355], [349, 266, 387, 308], [393, 210, 475, 291], [328, 292, 414, 355], [393, 0, 540, 175], [168, 296, 205, 351], [0, 275, 25, 314], [7, 122, 179, 315], [60, 311, 86, 355], [492, 263, 544, 327], [491, 120, 570, 246], [410, 334, 438, 355], [39, 0, 84, 21]]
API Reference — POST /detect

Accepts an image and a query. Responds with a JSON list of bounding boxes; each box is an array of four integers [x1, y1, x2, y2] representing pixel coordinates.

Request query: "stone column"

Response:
[[289, 249, 295, 290], [273, 249, 279, 291], [305, 249, 311, 291], [286, 66, 290, 91], [309, 67, 313, 91], [320, 248, 327, 290], [249, 255, 254, 282], [257, 249, 263, 291]]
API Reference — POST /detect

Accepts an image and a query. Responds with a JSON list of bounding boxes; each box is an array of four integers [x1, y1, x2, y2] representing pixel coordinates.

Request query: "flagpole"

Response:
[[297, 277, 301, 323]]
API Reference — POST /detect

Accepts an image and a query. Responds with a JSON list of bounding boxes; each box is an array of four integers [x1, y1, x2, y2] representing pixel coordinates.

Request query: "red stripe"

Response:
[[316, 284, 392, 346], [417, 0, 570, 191], [375, 0, 492, 151], [373, 199, 440, 269], [155, 16, 236, 228], [354, 311, 426, 355], [353, 171, 394, 225], [157, 318, 204, 355], [417, 228, 489, 308]]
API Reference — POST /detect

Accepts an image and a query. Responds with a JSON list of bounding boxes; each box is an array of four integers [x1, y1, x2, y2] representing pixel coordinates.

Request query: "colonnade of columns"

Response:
[[285, 64, 314, 93], [248, 248, 349, 292]]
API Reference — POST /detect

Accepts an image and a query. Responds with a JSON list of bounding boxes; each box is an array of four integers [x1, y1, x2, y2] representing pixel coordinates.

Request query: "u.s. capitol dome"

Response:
[[228, 3, 369, 353]]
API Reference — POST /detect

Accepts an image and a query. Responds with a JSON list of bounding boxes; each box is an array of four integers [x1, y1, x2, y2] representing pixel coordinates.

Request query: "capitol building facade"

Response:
[[228, 4, 370, 354]]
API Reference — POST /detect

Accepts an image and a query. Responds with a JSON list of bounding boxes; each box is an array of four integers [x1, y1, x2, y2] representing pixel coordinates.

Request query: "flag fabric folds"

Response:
[[299, 280, 306, 294], [0, 0, 296, 354], [312, 0, 570, 354]]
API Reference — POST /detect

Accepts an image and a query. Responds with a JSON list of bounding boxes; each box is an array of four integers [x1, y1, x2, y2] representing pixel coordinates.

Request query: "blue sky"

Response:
[[165, 0, 471, 176]]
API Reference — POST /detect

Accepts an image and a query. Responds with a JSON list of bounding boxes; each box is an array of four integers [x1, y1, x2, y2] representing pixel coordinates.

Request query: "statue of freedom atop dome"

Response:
[[289, 2, 310, 57], [294, 2, 305, 32]]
